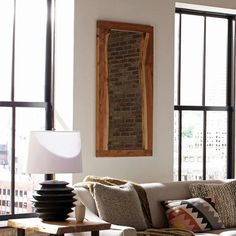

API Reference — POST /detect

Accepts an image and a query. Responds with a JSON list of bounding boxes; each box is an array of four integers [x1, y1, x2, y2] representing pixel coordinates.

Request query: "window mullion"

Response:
[[44, 0, 54, 181], [177, 13, 182, 181], [177, 13, 182, 106], [227, 18, 235, 178], [178, 110, 182, 181], [203, 111, 207, 180], [202, 16, 207, 180], [10, 0, 16, 216], [202, 16, 206, 106], [45, 0, 54, 131], [11, 107, 16, 215]]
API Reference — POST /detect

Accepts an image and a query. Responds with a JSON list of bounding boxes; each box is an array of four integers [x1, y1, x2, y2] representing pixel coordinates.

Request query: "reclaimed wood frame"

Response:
[[96, 20, 153, 157]]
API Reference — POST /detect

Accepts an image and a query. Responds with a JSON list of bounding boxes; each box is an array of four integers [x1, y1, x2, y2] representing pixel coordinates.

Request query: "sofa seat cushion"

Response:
[[189, 181, 236, 228], [195, 228, 236, 235], [93, 182, 148, 231], [162, 197, 224, 233]]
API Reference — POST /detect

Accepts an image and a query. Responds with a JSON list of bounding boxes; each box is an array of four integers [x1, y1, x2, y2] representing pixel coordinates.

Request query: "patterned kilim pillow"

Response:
[[189, 181, 236, 228], [162, 198, 224, 233]]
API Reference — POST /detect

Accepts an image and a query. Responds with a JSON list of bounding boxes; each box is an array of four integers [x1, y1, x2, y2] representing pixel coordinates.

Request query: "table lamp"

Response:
[[26, 130, 82, 221]]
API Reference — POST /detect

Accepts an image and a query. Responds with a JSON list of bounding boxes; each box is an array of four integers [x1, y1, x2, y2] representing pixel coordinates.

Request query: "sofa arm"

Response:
[[109, 225, 137, 236], [67, 208, 137, 236]]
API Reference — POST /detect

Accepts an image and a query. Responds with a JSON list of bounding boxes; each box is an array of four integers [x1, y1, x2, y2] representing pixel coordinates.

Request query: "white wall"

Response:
[[73, 0, 236, 184]]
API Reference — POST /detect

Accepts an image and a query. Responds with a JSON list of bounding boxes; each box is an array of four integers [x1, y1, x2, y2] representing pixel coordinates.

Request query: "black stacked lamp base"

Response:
[[32, 180, 76, 221]]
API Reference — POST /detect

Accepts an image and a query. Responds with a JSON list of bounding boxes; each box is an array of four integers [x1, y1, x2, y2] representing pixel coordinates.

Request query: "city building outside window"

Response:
[[174, 9, 235, 181]]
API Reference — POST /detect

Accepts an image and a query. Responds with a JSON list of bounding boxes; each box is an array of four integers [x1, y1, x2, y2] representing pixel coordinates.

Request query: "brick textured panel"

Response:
[[108, 30, 143, 150]]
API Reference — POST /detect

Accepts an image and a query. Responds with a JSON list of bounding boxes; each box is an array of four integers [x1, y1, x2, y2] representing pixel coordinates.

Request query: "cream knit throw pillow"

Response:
[[189, 180, 236, 228], [93, 182, 147, 230]]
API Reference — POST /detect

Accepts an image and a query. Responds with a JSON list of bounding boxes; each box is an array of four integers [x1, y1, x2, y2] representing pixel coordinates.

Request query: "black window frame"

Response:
[[0, 0, 54, 221], [174, 8, 235, 181]]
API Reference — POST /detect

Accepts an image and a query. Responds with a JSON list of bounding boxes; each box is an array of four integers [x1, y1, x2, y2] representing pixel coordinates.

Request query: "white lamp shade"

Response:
[[26, 131, 82, 174]]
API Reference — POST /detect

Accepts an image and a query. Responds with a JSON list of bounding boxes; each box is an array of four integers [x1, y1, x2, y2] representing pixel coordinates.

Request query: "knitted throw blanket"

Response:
[[137, 228, 194, 236]]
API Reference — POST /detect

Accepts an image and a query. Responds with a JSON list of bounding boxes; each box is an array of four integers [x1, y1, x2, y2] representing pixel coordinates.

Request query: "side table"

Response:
[[7, 217, 111, 236]]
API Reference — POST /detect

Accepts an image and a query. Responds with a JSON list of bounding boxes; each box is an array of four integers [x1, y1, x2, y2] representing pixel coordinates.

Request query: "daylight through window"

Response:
[[0, 0, 74, 220], [174, 9, 235, 181]]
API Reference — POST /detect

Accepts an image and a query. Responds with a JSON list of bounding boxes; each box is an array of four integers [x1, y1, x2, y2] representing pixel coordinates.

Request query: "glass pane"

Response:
[[182, 111, 203, 181], [173, 111, 179, 181], [205, 17, 227, 106], [0, 0, 14, 101], [174, 13, 179, 105], [0, 108, 12, 215], [206, 111, 227, 179], [14, 0, 47, 102], [181, 15, 204, 105], [15, 108, 45, 214]]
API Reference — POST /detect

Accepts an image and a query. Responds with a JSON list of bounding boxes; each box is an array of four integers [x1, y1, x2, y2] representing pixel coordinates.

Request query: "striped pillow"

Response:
[[162, 197, 224, 233]]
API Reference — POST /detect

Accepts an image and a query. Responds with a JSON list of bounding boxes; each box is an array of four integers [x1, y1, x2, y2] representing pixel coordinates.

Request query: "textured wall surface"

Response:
[[108, 30, 143, 150]]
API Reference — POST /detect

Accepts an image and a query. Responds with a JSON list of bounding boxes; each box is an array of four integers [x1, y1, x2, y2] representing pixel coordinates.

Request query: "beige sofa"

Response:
[[72, 179, 236, 236]]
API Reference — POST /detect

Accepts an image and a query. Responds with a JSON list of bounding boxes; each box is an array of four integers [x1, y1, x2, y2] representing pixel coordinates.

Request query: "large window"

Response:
[[0, 0, 53, 220], [174, 9, 235, 181], [0, 0, 74, 220]]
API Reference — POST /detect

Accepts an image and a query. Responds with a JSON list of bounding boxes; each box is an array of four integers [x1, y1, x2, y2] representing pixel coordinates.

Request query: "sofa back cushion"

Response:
[[74, 179, 228, 229], [142, 180, 224, 229]]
